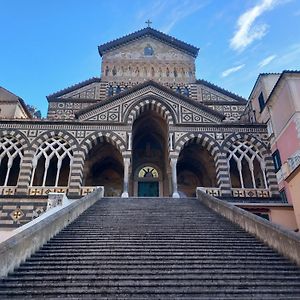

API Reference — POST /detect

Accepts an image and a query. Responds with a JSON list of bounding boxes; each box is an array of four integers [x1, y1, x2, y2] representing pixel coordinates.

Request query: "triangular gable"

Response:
[[76, 81, 224, 124], [98, 27, 199, 58]]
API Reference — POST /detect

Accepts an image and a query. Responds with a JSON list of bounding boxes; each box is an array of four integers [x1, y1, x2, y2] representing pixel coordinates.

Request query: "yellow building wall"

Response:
[[269, 207, 298, 231]]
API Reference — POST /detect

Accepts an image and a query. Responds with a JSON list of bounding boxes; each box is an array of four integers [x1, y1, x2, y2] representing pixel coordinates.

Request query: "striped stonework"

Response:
[[16, 149, 35, 195], [69, 131, 127, 195], [68, 150, 85, 196], [173, 132, 231, 195], [126, 97, 175, 125]]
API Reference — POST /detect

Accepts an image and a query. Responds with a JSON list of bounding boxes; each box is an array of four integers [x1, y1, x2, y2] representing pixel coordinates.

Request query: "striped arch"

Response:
[[125, 96, 177, 125], [174, 132, 230, 195], [222, 132, 278, 195], [80, 131, 126, 159], [68, 131, 126, 196], [31, 130, 78, 151], [174, 132, 220, 158]]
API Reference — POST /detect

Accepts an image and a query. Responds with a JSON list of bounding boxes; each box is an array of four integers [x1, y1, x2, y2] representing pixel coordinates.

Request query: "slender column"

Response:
[[121, 157, 130, 198], [127, 133, 132, 151], [169, 133, 174, 151], [171, 158, 180, 198]]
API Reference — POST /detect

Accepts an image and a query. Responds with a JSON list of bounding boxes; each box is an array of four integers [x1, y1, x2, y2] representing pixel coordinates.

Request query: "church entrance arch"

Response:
[[177, 140, 217, 197], [131, 110, 169, 197], [82, 140, 124, 196]]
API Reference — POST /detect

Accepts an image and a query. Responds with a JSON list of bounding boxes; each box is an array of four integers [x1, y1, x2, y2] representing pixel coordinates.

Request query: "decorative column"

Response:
[[170, 158, 180, 198], [121, 157, 130, 198], [215, 152, 232, 197], [16, 149, 35, 195], [68, 150, 85, 197]]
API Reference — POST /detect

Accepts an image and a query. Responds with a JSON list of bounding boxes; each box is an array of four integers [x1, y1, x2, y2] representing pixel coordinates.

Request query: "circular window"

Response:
[[144, 44, 154, 56], [138, 166, 159, 178]]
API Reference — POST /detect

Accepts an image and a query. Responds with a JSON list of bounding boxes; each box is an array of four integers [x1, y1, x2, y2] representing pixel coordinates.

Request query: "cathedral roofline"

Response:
[[47, 77, 101, 100], [98, 27, 199, 58], [75, 80, 224, 120], [196, 79, 247, 103]]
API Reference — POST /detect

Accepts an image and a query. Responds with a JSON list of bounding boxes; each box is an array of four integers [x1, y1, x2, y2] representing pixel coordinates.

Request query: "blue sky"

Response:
[[1, 0, 300, 116]]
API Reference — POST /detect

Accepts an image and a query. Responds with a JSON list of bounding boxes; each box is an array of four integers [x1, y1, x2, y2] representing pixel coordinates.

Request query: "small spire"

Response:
[[145, 19, 152, 27]]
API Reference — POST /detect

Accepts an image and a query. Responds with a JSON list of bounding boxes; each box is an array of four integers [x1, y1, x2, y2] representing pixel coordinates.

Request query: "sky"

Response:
[[0, 0, 300, 116]]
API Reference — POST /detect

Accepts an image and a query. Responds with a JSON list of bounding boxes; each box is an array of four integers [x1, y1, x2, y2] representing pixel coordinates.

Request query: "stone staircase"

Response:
[[0, 197, 300, 299]]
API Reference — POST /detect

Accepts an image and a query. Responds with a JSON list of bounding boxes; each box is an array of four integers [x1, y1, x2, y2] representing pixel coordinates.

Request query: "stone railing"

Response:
[[196, 188, 300, 266], [80, 186, 97, 196], [0, 187, 104, 277], [197, 187, 221, 197], [0, 186, 17, 195], [29, 187, 68, 196], [232, 188, 270, 198]]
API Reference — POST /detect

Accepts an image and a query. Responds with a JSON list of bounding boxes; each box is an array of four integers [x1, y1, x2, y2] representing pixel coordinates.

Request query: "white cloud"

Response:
[[221, 64, 245, 77], [230, 0, 283, 51], [258, 54, 277, 67]]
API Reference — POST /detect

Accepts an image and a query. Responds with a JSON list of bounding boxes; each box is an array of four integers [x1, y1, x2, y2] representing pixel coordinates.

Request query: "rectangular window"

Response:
[[279, 189, 288, 203], [258, 92, 265, 112], [272, 149, 282, 172]]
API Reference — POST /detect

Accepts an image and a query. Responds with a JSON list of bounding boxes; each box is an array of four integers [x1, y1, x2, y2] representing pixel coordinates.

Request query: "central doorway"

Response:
[[137, 166, 160, 197], [138, 182, 159, 197], [131, 110, 170, 197]]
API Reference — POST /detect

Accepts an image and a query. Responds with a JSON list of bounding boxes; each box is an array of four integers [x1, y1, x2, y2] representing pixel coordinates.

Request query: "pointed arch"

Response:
[[222, 133, 277, 194], [0, 132, 28, 187]]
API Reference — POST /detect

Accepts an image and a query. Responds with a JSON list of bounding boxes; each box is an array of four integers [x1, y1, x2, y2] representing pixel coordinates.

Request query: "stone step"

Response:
[[12, 268, 300, 276], [3, 274, 300, 282]]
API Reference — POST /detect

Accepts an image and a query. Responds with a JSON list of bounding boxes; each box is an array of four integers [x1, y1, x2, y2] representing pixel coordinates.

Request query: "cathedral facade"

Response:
[[1, 27, 287, 227]]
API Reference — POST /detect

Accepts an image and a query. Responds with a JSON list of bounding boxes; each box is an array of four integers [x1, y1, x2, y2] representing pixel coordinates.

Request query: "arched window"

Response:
[[143, 67, 148, 77], [159, 68, 163, 77], [174, 68, 177, 78], [0, 135, 24, 186], [31, 137, 73, 187], [166, 67, 170, 77], [151, 67, 155, 77], [176, 86, 181, 94], [105, 66, 109, 76], [144, 44, 154, 56], [135, 67, 140, 76], [116, 86, 121, 94], [227, 140, 267, 189], [188, 68, 193, 78], [112, 66, 117, 76], [108, 85, 114, 96]]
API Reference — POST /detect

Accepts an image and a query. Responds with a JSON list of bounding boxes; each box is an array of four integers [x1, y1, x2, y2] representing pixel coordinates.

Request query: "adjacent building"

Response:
[[248, 71, 300, 229]]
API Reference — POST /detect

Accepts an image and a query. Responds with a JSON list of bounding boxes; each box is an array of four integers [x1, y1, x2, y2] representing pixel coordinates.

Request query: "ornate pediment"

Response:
[[76, 81, 224, 125]]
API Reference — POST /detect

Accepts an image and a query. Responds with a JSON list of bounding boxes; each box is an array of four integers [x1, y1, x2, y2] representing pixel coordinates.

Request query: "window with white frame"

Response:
[[227, 140, 267, 189], [31, 137, 73, 187]]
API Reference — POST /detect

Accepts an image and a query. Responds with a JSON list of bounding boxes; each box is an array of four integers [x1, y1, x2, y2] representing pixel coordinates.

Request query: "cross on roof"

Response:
[[145, 19, 152, 27]]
